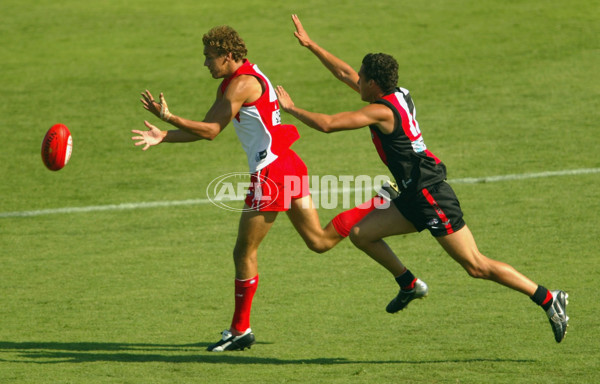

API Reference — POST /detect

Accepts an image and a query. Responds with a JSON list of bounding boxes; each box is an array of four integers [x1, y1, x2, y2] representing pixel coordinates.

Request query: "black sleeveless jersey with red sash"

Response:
[[369, 87, 446, 193]]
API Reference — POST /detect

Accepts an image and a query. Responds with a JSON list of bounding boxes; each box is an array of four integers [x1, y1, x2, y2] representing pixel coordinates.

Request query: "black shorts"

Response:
[[393, 181, 466, 237]]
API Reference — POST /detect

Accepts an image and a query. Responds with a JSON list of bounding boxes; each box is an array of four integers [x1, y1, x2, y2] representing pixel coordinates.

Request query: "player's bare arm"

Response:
[[275, 85, 393, 133], [138, 90, 204, 145], [291, 14, 359, 93], [165, 75, 261, 140], [134, 76, 261, 149], [204, 74, 263, 122]]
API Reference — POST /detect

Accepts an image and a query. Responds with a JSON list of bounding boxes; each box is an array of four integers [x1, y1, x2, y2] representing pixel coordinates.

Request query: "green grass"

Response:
[[1, 0, 599, 382]]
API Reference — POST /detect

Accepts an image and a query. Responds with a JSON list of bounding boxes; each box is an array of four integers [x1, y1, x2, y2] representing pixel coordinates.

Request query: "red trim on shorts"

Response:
[[422, 187, 454, 235], [251, 167, 265, 210], [244, 150, 309, 212]]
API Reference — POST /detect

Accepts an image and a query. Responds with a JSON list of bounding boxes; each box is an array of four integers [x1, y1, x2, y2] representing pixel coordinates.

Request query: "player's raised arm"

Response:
[[291, 14, 360, 93]]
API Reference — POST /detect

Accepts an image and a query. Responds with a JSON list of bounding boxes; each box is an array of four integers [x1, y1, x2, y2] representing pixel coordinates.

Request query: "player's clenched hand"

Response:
[[275, 85, 295, 112], [131, 121, 166, 151], [141, 90, 172, 122], [291, 14, 313, 47]]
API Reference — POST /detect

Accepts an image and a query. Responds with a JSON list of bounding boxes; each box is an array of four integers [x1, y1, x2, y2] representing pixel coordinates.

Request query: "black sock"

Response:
[[530, 285, 553, 311], [395, 269, 416, 290]]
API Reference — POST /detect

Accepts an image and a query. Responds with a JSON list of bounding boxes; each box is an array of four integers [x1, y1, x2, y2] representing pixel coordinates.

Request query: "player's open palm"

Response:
[[131, 121, 165, 151], [275, 85, 294, 112], [292, 14, 312, 47]]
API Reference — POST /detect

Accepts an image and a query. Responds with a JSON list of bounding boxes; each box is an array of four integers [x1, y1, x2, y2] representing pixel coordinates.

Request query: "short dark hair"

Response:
[[361, 53, 399, 94], [202, 26, 248, 61]]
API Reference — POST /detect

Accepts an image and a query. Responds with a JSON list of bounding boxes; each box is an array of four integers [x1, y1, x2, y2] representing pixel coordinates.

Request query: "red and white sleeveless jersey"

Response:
[[220, 60, 297, 173]]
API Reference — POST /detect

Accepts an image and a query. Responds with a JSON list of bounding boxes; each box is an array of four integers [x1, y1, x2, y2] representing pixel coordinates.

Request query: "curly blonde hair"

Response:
[[202, 26, 248, 61]]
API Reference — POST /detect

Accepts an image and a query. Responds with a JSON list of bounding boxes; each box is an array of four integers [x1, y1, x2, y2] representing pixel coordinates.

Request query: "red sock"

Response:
[[331, 196, 386, 237], [230, 275, 259, 334]]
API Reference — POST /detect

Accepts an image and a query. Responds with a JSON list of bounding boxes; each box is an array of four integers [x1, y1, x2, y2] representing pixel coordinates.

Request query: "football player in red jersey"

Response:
[[275, 14, 568, 343], [132, 25, 389, 351]]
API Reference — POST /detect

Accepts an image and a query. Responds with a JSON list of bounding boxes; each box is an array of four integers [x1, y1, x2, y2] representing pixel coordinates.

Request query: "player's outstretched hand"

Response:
[[141, 90, 173, 122], [291, 14, 313, 48], [131, 120, 165, 151], [141, 90, 162, 118], [275, 85, 294, 112]]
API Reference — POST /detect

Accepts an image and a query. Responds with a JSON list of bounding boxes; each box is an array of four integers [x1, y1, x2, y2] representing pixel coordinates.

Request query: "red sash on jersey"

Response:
[[221, 60, 299, 156], [270, 124, 300, 155]]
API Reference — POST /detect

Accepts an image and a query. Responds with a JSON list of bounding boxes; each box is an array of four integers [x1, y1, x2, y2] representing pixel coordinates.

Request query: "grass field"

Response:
[[1, 0, 599, 382]]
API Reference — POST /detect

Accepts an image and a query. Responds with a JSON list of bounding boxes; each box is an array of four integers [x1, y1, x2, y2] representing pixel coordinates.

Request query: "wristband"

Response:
[[159, 93, 173, 122]]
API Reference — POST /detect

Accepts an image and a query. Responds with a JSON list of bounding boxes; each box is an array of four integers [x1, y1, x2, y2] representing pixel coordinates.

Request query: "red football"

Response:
[[41, 124, 73, 171]]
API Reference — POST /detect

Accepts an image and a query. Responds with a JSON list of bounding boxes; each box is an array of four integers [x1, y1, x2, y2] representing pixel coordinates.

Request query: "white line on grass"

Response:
[[2, 167, 599, 218], [450, 167, 600, 184]]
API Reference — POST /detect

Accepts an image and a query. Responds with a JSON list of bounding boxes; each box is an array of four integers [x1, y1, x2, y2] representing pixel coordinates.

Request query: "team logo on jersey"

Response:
[[255, 150, 268, 162], [272, 109, 281, 126]]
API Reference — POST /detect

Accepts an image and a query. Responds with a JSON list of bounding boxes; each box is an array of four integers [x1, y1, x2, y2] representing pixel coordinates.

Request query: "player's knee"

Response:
[[233, 241, 246, 259], [306, 240, 330, 254], [464, 264, 487, 279], [349, 226, 367, 249], [233, 239, 257, 260], [303, 234, 337, 253], [462, 259, 492, 279]]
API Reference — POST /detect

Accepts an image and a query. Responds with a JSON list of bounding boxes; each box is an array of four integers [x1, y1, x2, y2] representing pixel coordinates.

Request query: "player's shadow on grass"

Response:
[[0, 341, 535, 365]]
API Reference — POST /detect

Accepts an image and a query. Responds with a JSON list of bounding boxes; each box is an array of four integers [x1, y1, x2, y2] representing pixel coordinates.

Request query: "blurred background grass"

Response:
[[1, 0, 598, 382]]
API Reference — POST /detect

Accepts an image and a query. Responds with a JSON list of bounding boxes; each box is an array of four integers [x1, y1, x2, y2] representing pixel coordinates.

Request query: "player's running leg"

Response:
[[207, 207, 278, 352], [285, 194, 344, 253], [349, 203, 428, 312], [436, 225, 569, 342]]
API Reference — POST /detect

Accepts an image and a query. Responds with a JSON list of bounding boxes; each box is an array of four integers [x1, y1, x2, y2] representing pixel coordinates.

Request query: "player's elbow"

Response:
[[335, 69, 353, 83], [202, 126, 223, 141], [318, 125, 334, 134], [316, 120, 336, 133], [204, 131, 218, 141]]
